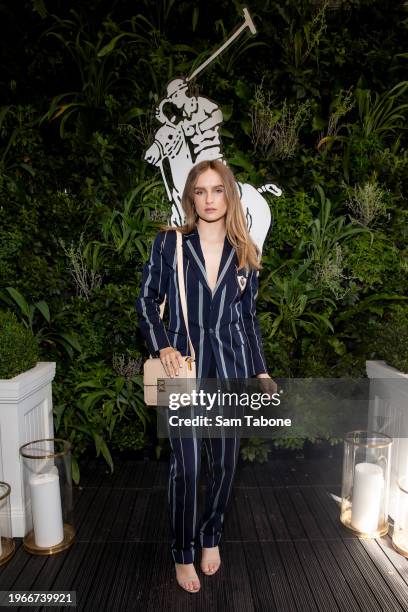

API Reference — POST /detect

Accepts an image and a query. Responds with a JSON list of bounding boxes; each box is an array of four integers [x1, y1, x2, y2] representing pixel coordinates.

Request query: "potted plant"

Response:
[[0, 310, 56, 536]]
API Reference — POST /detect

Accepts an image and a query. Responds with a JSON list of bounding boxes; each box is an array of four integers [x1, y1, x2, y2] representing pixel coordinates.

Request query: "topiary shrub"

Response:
[[0, 310, 38, 379], [368, 304, 408, 373]]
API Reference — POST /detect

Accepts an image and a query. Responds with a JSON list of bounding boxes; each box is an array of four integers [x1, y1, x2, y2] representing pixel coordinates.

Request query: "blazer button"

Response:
[[209, 328, 214, 334]]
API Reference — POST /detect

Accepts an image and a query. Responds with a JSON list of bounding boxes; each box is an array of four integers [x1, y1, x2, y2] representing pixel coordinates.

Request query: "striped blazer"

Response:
[[135, 228, 268, 379]]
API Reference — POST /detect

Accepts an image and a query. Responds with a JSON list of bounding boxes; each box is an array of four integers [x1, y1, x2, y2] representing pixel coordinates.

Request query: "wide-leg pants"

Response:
[[167, 354, 241, 564]]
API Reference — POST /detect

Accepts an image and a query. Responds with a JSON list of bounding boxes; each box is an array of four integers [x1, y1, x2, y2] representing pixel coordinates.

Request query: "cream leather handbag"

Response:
[[143, 230, 196, 406]]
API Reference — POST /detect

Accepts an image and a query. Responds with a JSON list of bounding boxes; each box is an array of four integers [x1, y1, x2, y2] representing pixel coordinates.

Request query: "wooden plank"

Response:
[[376, 535, 408, 587], [253, 460, 285, 487], [120, 543, 163, 609], [145, 544, 176, 612], [312, 485, 357, 540], [25, 548, 77, 612], [243, 541, 281, 611], [64, 542, 106, 608], [343, 540, 405, 612], [274, 488, 307, 541], [272, 459, 301, 487], [223, 487, 242, 542], [234, 461, 257, 487], [285, 454, 342, 487], [283, 454, 342, 488], [260, 542, 299, 612], [312, 483, 408, 610], [10, 554, 47, 591], [139, 461, 161, 489], [0, 540, 26, 586], [286, 487, 323, 541], [152, 461, 168, 488], [232, 489, 258, 541], [77, 457, 110, 488], [221, 542, 255, 612], [260, 487, 291, 541], [122, 460, 149, 489], [252, 459, 296, 487], [72, 486, 101, 532], [311, 540, 361, 612], [279, 459, 317, 487], [246, 487, 274, 541], [92, 488, 129, 543], [0, 545, 40, 591], [299, 486, 342, 541], [141, 490, 170, 542], [313, 455, 343, 487], [75, 487, 114, 541], [125, 490, 151, 541], [110, 459, 140, 488], [80, 542, 123, 610], [295, 541, 340, 611], [278, 541, 319, 611], [108, 488, 138, 541], [359, 538, 408, 610], [103, 542, 140, 611], [50, 541, 92, 595], [311, 483, 402, 611], [326, 539, 383, 612]]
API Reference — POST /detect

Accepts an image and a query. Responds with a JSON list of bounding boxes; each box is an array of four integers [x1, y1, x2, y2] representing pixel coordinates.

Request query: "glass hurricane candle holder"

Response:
[[19, 438, 75, 555], [340, 430, 392, 537], [392, 476, 408, 557], [0, 482, 15, 565]]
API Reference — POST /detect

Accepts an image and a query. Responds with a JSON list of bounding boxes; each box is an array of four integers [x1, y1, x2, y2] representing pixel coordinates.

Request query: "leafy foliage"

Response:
[[1, 0, 407, 467]]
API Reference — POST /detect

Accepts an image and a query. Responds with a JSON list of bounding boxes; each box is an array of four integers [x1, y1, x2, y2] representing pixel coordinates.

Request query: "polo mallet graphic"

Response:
[[186, 8, 257, 82]]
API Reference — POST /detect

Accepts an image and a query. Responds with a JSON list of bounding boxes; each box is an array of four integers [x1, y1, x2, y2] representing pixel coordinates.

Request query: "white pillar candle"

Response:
[[29, 472, 64, 547], [351, 462, 383, 533]]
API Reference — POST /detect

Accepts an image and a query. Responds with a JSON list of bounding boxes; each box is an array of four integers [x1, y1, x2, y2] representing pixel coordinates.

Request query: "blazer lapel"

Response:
[[183, 229, 212, 295], [212, 238, 236, 297], [183, 228, 238, 298]]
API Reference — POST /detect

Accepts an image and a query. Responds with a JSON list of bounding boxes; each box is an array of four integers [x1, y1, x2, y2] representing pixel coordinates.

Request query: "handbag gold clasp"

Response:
[[158, 379, 166, 392]]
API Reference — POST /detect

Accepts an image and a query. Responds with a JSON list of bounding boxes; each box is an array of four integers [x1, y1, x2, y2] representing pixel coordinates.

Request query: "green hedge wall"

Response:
[[0, 0, 407, 478]]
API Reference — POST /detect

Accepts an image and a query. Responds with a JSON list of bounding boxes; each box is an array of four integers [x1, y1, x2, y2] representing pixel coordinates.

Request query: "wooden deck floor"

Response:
[[1, 447, 408, 611]]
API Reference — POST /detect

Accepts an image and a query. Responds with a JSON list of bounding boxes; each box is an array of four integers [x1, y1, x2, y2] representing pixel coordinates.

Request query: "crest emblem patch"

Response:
[[237, 273, 248, 292]]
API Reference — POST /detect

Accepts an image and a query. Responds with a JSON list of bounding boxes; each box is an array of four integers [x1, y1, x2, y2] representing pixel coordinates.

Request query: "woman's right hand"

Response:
[[159, 347, 184, 378]]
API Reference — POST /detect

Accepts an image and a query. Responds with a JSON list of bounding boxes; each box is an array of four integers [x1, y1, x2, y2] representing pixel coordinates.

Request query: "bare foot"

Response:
[[201, 546, 221, 575], [175, 562, 201, 593]]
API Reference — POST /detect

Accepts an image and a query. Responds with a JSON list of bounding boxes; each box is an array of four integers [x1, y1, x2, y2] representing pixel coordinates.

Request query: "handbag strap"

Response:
[[176, 230, 196, 360]]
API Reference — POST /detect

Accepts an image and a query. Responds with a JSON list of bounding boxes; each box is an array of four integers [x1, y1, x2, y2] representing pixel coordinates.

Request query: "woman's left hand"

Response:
[[256, 373, 278, 396]]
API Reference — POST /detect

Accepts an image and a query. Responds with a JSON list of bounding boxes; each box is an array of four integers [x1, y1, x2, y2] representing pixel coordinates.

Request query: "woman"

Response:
[[136, 159, 275, 593]]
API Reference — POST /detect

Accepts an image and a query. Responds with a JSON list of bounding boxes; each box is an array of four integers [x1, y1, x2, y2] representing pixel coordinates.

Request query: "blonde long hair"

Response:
[[162, 160, 261, 270]]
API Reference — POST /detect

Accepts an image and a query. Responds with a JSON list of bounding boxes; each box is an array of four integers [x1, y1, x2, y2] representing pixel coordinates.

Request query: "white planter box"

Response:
[[0, 362, 56, 537], [366, 360, 408, 521]]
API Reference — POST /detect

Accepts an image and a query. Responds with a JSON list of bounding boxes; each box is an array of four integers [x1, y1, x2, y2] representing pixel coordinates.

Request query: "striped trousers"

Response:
[[167, 354, 241, 564]]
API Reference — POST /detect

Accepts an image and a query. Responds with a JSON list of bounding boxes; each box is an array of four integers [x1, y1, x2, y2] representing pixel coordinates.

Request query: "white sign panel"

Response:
[[144, 8, 282, 252]]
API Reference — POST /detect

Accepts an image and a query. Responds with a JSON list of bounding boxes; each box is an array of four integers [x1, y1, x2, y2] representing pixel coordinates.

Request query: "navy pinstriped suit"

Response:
[[135, 227, 268, 563]]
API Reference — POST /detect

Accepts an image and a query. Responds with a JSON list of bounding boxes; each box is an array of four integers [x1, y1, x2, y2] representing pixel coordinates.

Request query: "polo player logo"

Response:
[[144, 8, 282, 253]]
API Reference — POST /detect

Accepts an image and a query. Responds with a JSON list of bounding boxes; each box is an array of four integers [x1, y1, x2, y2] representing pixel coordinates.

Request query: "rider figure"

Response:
[[156, 79, 223, 164]]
